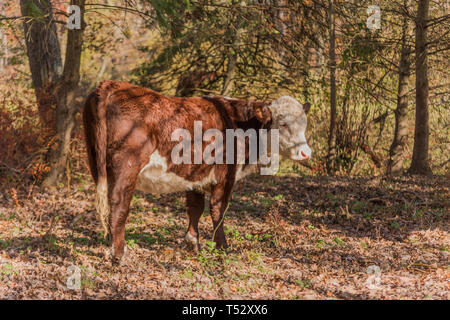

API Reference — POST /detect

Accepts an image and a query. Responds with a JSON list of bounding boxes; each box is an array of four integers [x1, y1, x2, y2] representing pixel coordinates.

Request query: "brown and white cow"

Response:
[[83, 80, 311, 263]]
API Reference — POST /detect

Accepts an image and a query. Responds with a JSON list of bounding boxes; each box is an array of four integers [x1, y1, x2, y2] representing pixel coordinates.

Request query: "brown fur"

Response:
[[83, 81, 273, 262]]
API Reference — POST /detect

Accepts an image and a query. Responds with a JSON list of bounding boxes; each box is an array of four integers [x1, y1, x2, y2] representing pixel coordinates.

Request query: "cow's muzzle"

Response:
[[292, 144, 311, 161]]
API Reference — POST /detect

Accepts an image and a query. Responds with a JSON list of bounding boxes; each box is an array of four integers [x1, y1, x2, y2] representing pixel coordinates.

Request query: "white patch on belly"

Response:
[[136, 150, 216, 195]]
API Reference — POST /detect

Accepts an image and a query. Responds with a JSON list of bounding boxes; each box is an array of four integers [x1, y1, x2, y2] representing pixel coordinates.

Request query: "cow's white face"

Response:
[[268, 96, 311, 161]]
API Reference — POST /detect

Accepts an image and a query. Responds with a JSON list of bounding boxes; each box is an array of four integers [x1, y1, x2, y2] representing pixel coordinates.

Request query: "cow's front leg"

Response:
[[209, 185, 232, 249], [185, 191, 205, 251]]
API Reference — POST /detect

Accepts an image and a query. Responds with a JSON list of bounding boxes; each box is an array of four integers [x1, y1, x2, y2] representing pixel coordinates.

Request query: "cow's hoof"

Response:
[[215, 241, 229, 251], [107, 245, 128, 266], [185, 232, 200, 252]]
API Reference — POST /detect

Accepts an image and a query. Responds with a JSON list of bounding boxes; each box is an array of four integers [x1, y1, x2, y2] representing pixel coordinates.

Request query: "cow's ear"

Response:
[[303, 102, 311, 114], [253, 102, 272, 124]]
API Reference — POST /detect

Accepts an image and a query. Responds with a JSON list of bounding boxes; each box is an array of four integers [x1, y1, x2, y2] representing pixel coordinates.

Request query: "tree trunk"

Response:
[[273, 0, 289, 67], [409, 0, 432, 175], [387, 4, 412, 175], [221, 2, 242, 96], [221, 50, 238, 96], [20, 0, 63, 127], [326, 0, 337, 173], [0, 2, 7, 72], [221, 29, 241, 96], [43, 0, 86, 187]]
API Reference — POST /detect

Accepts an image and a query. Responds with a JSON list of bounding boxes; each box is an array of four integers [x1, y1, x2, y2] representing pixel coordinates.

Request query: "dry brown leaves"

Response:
[[0, 173, 448, 299]]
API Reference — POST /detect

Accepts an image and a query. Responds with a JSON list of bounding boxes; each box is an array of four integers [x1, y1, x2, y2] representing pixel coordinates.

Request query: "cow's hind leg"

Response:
[[108, 157, 140, 264], [185, 191, 205, 252], [209, 185, 233, 249]]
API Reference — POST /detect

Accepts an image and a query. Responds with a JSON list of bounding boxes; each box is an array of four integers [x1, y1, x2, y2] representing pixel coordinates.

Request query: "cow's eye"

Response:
[[280, 123, 288, 129]]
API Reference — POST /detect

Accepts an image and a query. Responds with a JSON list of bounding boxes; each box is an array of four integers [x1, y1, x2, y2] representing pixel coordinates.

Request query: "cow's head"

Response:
[[267, 96, 311, 161]]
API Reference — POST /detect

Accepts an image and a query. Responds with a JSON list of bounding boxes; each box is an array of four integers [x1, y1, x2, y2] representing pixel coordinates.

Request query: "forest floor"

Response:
[[0, 172, 448, 299]]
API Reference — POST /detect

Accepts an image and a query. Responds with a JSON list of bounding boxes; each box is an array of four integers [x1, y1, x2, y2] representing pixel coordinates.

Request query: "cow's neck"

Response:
[[235, 117, 271, 132]]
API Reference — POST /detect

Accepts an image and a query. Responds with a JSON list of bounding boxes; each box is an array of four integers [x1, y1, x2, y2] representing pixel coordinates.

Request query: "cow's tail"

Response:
[[83, 84, 112, 238]]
